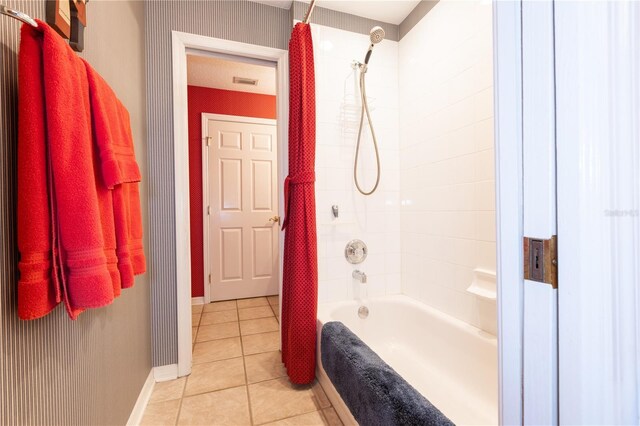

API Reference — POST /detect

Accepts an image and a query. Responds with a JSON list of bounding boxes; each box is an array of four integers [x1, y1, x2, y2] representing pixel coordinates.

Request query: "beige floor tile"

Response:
[[192, 304, 204, 314], [193, 337, 242, 364], [178, 386, 251, 426], [148, 377, 186, 404], [242, 331, 280, 355], [312, 381, 332, 409], [248, 377, 327, 425], [321, 407, 343, 425], [237, 297, 269, 308], [203, 300, 237, 312], [239, 306, 275, 321], [201, 309, 239, 325], [192, 327, 197, 343], [140, 399, 180, 426], [192, 313, 201, 327], [240, 317, 279, 335], [262, 410, 328, 426], [244, 351, 286, 384], [185, 357, 246, 396], [196, 322, 240, 342], [267, 295, 279, 306]]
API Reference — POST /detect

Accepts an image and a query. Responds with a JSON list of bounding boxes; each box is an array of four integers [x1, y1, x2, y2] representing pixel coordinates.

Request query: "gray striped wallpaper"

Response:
[[0, 1, 151, 424]]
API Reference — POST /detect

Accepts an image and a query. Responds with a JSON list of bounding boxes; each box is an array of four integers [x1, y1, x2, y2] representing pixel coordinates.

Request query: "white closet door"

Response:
[[204, 115, 279, 301]]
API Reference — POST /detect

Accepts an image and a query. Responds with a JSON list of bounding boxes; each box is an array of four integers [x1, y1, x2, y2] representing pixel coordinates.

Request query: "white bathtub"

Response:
[[316, 295, 498, 425]]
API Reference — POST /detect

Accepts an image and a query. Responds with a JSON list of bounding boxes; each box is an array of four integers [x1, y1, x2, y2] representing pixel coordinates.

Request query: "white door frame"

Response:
[[172, 30, 288, 377], [495, 1, 568, 422], [520, 1, 559, 424], [493, 1, 524, 423], [201, 113, 279, 304]]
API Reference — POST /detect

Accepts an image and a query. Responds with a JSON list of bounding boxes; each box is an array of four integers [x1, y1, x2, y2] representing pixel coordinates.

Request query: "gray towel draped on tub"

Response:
[[321, 321, 455, 426]]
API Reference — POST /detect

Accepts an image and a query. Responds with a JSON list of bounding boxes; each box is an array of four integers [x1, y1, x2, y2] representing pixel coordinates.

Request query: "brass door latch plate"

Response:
[[524, 235, 557, 288]]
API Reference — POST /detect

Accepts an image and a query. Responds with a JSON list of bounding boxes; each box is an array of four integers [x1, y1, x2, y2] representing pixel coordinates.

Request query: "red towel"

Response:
[[17, 22, 58, 319], [281, 22, 318, 385], [83, 61, 146, 288], [18, 21, 120, 319], [82, 60, 141, 188]]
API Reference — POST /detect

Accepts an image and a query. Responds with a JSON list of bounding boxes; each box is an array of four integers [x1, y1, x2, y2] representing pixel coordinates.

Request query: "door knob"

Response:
[[269, 216, 280, 224]]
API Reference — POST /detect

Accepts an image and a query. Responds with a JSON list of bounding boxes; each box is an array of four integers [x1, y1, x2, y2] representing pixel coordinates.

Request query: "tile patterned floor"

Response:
[[141, 296, 342, 426]]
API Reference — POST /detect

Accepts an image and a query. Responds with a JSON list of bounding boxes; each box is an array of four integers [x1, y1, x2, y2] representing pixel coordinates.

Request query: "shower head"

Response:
[[364, 26, 385, 65], [369, 26, 385, 44]]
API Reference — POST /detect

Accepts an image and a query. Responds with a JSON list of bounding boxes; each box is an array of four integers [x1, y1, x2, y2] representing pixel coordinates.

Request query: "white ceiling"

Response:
[[252, 0, 294, 8], [187, 55, 276, 95], [251, 0, 420, 25]]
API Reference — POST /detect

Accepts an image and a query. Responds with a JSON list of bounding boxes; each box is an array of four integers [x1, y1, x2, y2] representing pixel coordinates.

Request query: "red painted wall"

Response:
[[188, 86, 277, 297]]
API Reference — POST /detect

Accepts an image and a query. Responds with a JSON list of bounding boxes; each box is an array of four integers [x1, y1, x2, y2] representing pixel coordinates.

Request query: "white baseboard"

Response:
[[154, 364, 179, 382], [126, 370, 155, 426], [191, 297, 205, 305]]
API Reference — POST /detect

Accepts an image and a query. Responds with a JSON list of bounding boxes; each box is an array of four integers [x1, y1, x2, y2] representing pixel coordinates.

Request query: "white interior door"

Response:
[[203, 114, 279, 301]]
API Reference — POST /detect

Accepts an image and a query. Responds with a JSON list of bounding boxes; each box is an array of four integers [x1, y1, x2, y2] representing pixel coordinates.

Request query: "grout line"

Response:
[[202, 307, 237, 313], [236, 301, 256, 426], [254, 406, 328, 426], [173, 376, 188, 426], [192, 324, 199, 345], [175, 315, 195, 426], [183, 355, 288, 398], [191, 350, 244, 367], [399, 148, 495, 171], [193, 313, 201, 328], [180, 379, 248, 399]]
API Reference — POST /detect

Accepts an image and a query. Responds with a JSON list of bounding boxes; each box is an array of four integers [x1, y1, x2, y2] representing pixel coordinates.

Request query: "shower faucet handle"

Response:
[[345, 240, 367, 264]]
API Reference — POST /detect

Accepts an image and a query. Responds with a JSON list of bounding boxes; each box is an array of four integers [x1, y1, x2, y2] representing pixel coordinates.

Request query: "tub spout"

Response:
[[352, 270, 367, 283]]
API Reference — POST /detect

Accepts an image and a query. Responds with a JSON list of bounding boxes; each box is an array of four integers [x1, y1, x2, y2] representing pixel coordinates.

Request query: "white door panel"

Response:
[[204, 116, 279, 301], [220, 159, 242, 211], [220, 228, 243, 281], [252, 161, 273, 211], [252, 227, 274, 278]]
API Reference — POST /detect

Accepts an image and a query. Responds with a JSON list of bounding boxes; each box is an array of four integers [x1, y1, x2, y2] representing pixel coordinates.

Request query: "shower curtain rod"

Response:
[[0, 5, 37, 27], [303, 0, 317, 24]]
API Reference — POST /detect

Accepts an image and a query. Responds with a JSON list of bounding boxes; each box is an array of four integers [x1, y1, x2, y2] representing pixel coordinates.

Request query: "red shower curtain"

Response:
[[281, 22, 318, 385]]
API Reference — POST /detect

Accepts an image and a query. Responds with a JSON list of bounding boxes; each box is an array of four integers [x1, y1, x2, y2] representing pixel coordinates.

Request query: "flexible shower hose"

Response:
[[354, 68, 381, 196]]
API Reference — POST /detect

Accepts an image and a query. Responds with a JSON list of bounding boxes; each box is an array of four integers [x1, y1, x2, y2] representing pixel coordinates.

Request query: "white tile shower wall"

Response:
[[310, 24, 401, 303], [398, 0, 496, 333]]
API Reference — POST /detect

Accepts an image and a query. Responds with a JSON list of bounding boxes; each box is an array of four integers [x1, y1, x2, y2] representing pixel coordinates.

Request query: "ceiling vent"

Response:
[[233, 76, 259, 86]]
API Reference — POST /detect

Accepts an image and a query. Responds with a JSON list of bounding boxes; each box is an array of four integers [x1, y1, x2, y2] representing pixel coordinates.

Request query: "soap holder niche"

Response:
[[466, 269, 497, 301]]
